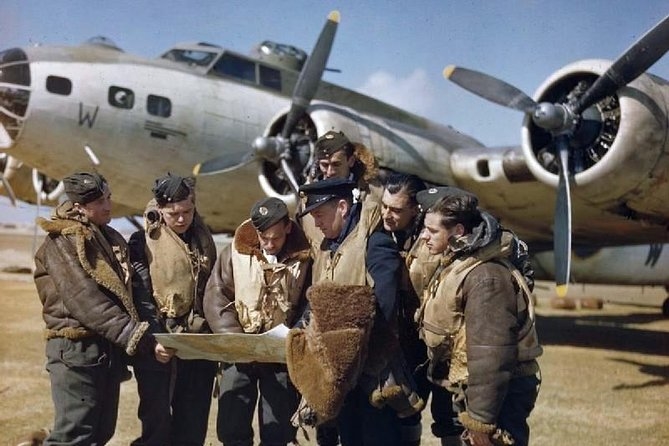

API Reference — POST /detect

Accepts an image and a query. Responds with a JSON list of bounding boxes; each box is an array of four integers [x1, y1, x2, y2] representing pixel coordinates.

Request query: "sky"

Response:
[[1, 0, 668, 225]]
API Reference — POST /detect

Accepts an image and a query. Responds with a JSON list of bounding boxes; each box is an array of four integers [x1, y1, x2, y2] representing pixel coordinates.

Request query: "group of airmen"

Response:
[[33, 130, 542, 446]]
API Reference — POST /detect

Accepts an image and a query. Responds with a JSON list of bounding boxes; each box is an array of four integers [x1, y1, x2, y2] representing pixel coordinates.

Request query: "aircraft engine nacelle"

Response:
[[255, 100, 466, 205], [521, 59, 669, 222], [0, 154, 63, 206], [255, 110, 318, 208]]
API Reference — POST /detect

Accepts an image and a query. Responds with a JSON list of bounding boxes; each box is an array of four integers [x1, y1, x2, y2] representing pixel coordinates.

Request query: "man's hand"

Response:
[[154, 343, 175, 363], [463, 430, 494, 446]]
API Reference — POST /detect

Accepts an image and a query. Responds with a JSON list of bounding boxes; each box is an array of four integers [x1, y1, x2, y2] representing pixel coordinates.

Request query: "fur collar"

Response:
[[233, 219, 311, 263], [352, 143, 379, 184], [37, 201, 87, 234]]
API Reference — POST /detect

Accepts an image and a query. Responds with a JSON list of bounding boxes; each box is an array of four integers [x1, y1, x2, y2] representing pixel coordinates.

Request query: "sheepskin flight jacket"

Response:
[[34, 202, 151, 356]]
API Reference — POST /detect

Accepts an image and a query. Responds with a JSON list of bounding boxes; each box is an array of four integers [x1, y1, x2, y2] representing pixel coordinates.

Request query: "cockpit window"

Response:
[[259, 65, 281, 91], [208, 52, 282, 91], [212, 54, 256, 83], [161, 49, 217, 67]]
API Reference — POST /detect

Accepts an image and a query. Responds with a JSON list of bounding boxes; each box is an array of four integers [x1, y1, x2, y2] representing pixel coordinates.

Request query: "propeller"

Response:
[[443, 66, 538, 113], [195, 10, 341, 192], [573, 14, 669, 114], [0, 154, 18, 205], [0, 167, 17, 207], [193, 152, 255, 176], [31, 169, 44, 256], [444, 13, 669, 297], [553, 135, 572, 298]]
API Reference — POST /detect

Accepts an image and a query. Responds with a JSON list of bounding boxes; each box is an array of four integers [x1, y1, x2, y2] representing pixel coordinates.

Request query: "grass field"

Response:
[[1, 231, 668, 445]]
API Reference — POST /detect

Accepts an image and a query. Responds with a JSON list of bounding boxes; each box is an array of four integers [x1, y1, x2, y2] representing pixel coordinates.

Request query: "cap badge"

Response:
[[258, 206, 268, 216]]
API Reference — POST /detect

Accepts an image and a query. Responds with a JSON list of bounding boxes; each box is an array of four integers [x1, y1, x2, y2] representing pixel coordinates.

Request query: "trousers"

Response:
[[336, 385, 401, 446], [454, 374, 541, 446], [217, 362, 300, 446], [44, 337, 125, 446], [131, 357, 217, 446]]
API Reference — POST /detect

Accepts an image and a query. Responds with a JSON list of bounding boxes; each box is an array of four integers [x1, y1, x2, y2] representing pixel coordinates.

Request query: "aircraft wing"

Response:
[[2, 11, 669, 299], [154, 324, 289, 363]]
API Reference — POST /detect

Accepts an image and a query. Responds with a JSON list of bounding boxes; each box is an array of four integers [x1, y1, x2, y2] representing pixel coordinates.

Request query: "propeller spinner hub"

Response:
[[252, 136, 285, 162], [532, 102, 575, 133]]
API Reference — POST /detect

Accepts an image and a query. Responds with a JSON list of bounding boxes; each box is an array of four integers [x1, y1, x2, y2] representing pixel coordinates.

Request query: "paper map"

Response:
[[155, 324, 289, 363]]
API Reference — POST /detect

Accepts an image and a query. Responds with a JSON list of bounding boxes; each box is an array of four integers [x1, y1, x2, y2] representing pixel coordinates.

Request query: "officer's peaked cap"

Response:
[[298, 177, 356, 217]]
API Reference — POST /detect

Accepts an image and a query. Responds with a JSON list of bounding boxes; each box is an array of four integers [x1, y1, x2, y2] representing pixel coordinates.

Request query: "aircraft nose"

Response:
[[0, 47, 31, 148]]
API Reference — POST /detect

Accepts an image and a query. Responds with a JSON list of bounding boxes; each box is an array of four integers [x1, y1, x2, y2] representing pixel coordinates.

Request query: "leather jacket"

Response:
[[34, 202, 151, 356]]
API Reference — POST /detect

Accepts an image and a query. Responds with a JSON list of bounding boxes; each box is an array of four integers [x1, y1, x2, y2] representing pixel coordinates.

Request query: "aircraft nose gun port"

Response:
[[0, 48, 31, 148]]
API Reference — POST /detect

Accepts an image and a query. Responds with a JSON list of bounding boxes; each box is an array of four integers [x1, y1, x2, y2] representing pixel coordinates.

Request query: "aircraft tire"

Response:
[[579, 297, 604, 310], [549, 297, 577, 310]]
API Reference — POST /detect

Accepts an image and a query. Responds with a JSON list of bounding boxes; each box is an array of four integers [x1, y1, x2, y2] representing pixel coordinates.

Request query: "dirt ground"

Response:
[[1, 229, 668, 445]]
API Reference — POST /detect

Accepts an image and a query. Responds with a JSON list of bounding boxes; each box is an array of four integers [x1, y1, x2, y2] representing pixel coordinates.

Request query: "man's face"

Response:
[[318, 149, 355, 179], [310, 200, 347, 240], [78, 185, 113, 226], [381, 189, 419, 233], [161, 196, 195, 234], [421, 211, 462, 255], [257, 219, 291, 256]]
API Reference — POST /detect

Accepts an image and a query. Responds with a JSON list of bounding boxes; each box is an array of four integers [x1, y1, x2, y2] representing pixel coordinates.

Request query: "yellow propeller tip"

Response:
[[555, 284, 568, 298], [192, 164, 201, 176], [328, 11, 340, 23], [443, 65, 456, 79]]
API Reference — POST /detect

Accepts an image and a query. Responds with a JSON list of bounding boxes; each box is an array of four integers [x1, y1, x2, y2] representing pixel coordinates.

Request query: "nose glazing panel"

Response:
[[0, 48, 30, 143]]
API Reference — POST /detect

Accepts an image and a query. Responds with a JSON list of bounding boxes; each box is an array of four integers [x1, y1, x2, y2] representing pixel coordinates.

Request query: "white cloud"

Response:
[[356, 68, 436, 118]]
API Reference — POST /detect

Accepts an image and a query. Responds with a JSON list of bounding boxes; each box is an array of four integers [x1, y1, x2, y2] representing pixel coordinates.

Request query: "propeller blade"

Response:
[[443, 65, 538, 113], [0, 173, 17, 206], [193, 152, 255, 176], [281, 10, 339, 139], [574, 14, 669, 114], [280, 158, 300, 194], [553, 135, 572, 297], [84, 144, 101, 166]]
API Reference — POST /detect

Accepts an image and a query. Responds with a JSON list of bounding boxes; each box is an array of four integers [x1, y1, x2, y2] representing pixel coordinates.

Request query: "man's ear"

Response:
[[337, 198, 350, 217], [454, 223, 466, 237]]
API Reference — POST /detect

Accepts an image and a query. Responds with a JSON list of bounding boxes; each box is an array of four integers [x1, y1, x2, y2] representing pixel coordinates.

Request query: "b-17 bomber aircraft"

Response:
[[1, 11, 668, 311]]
